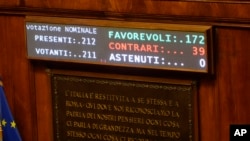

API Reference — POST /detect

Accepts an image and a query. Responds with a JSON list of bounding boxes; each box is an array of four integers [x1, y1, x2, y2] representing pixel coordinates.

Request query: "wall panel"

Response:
[[0, 16, 36, 141], [34, 65, 53, 141], [0, 0, 20, 6], [24, 0, 108, 11], [199, 28, 250, 141], [23, 0, 250, 21]]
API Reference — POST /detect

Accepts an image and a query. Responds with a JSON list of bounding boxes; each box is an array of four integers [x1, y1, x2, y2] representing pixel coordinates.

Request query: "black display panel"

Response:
[[26, 17, 213, 73]]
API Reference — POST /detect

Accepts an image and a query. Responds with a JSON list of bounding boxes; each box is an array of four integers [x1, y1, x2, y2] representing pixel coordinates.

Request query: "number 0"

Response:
[[199, 59, 206, 68]]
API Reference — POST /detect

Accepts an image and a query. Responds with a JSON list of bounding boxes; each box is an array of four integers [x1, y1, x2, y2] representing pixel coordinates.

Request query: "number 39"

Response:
[[193, 46, 205, 56]]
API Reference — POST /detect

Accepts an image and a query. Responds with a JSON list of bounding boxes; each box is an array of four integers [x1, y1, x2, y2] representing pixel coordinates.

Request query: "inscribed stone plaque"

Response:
[[51, 72, 198, 141]]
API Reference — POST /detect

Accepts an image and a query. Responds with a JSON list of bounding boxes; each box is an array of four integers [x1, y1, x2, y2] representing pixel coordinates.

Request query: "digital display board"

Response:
[[26, 17, 213, 73]]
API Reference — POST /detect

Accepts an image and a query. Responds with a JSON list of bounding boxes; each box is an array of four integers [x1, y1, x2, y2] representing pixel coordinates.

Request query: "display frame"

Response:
[[25, 16, 213, 74]]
